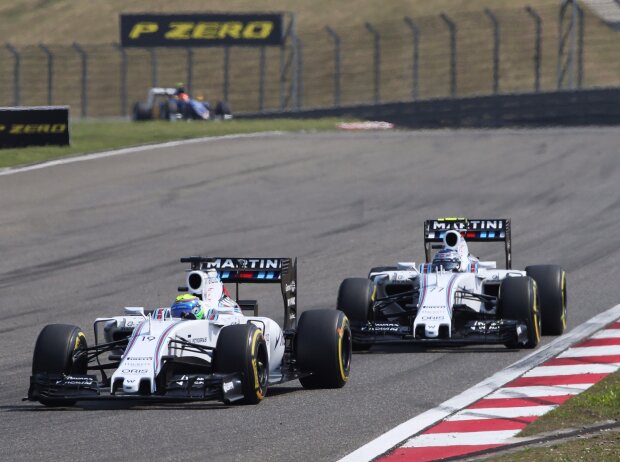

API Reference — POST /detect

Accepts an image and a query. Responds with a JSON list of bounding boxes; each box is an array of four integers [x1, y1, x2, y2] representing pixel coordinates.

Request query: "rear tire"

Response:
[[499, 277, 541, 349], [526, 265, 567, 336], [296, 310, 351, 389], [213, 324, 268, 404], [31, 324, 88, 406]]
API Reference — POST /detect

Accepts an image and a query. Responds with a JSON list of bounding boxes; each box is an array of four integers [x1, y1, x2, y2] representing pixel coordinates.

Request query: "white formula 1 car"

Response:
[[337, 218, 566, 350], [28, 256, 351, 406]]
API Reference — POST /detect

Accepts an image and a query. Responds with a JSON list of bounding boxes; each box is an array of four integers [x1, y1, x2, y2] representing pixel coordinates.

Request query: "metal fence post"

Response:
[[280, 17, 290, 110], [38, 44, 53, 105], [279, 40, 285, 110], [186, 48, 193, 95], [258, 46, 266, 112], [558, 0, 578, 90], [365, 22, 380, 104], [5, 43, 20, 106], [569, 0, 577, 89], [223, 46, 230, 103], [403, 17, 420, 100], [577, 4, 584, 89], [325, 26, 341, 107], [440, 13, 457, 97], [114, 43, 128, 117], [484, 9, 500, 94], [291, 38, 299, 110], [290, 14, 300, 110], [296, 37, 303, 109], [525, 6, 542, 92], [72, 43, 88, 117], [149, 48, 158, 87], [558, 2, 566, 89]]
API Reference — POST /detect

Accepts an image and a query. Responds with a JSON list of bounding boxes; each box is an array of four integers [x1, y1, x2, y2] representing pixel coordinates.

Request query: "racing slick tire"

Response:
[[337, 278, 375, 323], [526, 265, 567, 336], [213, 323, 269, 405], [337, 278, 375, 351], [31, 324, 88, 406], [214, 101, 232, 119], [132, 102, 152, 121], [296, 309, 351, 389], [499, 276, 541, 349]]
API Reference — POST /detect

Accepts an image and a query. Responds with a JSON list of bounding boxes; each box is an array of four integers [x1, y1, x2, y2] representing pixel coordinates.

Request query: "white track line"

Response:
[[558, 345, 620, 357], [592, 329, 620, 339], [0, 131, 284, 177], [402, 430, 522, 447], [523, 364, 619, 376], [485, 384, 592, 399], [337, 304, 620, 462], [447, 405, 557, 421]]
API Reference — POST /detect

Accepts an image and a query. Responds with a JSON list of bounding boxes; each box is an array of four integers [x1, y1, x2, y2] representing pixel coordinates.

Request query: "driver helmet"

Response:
[[432, 249, 461, 272], [175, 82, 189, 101], [171, 294, 205, 320]]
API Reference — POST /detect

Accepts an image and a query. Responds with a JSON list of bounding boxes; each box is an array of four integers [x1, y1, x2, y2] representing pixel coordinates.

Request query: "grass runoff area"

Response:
[[484, 370, 620, 461], [0, 118, 346, 169]]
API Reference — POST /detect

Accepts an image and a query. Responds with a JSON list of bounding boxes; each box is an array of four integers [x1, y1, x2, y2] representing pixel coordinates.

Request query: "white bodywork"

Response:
[[412, 269, 523, 338], [370, 231, 525, 339], [99, 268, 286, 395], [100, 310, 284, 395]]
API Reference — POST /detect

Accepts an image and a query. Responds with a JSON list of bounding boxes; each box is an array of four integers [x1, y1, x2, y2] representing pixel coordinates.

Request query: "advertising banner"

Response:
[[0, 107, 70, 148], [120, 13, 284, 47]]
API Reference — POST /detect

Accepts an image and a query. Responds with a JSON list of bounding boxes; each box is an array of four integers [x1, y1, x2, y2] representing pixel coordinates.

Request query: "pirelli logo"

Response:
[[0, 123, 67, 134], [0, 107, 70, 148], [120, 13, 284, 47]]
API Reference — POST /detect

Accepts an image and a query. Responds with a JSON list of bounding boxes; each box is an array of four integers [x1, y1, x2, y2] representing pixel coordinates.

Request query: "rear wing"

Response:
[[179, 257, 298, 329], [423, 218, 512, 269]]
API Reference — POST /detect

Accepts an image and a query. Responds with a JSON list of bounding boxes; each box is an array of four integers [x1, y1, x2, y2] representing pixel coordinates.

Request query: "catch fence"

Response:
[[0, 3, 618, 118]]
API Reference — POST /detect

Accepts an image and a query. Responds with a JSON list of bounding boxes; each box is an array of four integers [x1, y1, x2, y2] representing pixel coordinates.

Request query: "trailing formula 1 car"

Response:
[[28, 256, 351, 407], [132, 87, 232, 121], [337, 218, 566, 351]]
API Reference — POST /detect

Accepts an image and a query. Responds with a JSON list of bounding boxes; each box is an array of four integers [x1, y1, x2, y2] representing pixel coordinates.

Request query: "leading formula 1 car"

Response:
[[337, 218, 566, 350], [28, 256, 351, 406]]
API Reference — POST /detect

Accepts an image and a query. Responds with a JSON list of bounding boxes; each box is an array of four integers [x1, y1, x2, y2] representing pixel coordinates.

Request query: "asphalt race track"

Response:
[[1, 128, 619, 461]]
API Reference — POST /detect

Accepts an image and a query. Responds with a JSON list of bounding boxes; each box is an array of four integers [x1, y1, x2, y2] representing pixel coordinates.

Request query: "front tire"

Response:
[[213, 324, 269, 404], [31, 324, 88, 406], [132, 102, 152, 121], [214, 101, 232, 119], [499, 277, 541, 349], [337, 278, 374, 323], [296, 310, 351, 389], [337, 278, 375, 351], [526, 265, 567, 336]]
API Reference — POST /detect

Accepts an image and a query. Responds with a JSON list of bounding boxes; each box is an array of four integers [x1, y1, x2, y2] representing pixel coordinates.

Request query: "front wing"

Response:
[[27, 371, 246, 405], [350, 319, 528, 346]]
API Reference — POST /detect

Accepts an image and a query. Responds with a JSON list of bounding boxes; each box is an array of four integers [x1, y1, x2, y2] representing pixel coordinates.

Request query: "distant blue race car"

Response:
[[132, 87, 232, 121]]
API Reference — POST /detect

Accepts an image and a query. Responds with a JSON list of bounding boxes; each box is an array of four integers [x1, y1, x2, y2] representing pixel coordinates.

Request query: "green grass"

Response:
[[488, 430, 620, 461], [519, 370, 620, 437], [0, 118, 349, 169]]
